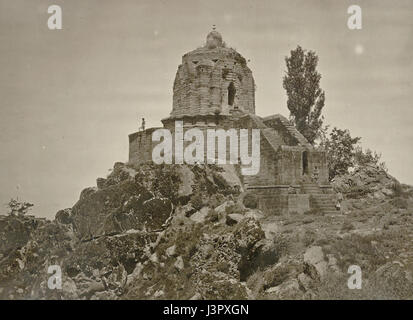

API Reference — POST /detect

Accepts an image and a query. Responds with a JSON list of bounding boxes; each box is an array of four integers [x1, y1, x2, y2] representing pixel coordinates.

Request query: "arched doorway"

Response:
[[228, 82, 235, 106], [302, 151, 308, 175]]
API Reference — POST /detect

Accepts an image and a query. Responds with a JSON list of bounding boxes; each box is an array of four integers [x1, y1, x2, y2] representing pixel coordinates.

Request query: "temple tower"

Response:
[[165, 30, 255, 126]]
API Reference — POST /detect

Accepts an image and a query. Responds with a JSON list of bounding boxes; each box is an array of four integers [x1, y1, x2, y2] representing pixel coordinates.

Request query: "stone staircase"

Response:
[[301, 183, 338, 215], [262, 128, 283, 150], [275, 115, 313, 148]]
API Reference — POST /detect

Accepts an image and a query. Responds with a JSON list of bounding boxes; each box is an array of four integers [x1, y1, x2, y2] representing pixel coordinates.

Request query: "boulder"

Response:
[[214, 200, 235, 215], [303, 246, 328, 280], [226, 213, 245, 226], [165, 245, 176, 257], [190, 207, 209, 224], [176, 166, 195, 198], [265, 279, 302, 299], [174, 256, 184, 271], [298, 272, 312, 291]]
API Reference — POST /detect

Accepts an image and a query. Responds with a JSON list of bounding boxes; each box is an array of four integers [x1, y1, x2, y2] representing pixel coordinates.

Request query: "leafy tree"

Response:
[[319, 127, 361, 180], [354, 147, 387, 171], [283, 46, 325, 144], [6, 198, 34, 217]]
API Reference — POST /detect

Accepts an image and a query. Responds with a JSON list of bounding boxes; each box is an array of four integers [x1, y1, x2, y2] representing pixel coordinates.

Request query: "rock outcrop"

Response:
[[0, 161, 412, 300]]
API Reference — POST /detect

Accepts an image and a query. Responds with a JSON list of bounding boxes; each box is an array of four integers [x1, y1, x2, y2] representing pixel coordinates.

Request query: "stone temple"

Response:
[[129, 30, 337, 215]]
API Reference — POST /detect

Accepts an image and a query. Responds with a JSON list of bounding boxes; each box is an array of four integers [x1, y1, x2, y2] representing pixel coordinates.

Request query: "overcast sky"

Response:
[[0, 0, 412, 218]]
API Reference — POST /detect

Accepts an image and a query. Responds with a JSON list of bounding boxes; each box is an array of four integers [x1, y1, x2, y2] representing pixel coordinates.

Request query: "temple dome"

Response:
[[169, 31, 255, 118], [206, 30, 223, 49]]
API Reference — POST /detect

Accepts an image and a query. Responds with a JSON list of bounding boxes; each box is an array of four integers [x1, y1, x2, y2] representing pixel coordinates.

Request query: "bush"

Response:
[[6, 198, 34, 216], [391, 197, 408, 209], [243, 192, 258, 209], [354, 147, 387, 171], [152, 165, 181, 203], [341, 220, 355, 232], [302, 229, 317, 246], [324, 234, 386, 274], [391, 181, 406, 198], [190, 192, 204, 211], [206, 209, 219, 222], [262, 264, 291, 290], [318, 127, 361, 180], [272, 233, 291, 259]]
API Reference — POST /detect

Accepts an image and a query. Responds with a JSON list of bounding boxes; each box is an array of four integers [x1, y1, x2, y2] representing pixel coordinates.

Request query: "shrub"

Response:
[[272, 233, 291, 259], [354, 147, 387, 171], [243, 192, 258, 209], [391, 197, 408, 209], [341, 220, 355, 232], [262, 264, 291, 290], [6, 198, 34, 216], [151, 164, 181, 203], [208, 194, 226, 209], [318, 127, 361, 180], [206, 209, 219, 222], [302, 229, 317, 246], [325, 234, 386, 274], [190, 192, 204, 211], [391, 181, 406, 198]]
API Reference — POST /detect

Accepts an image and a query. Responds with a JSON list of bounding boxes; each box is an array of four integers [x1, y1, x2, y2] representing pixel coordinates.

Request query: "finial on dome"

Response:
[[206, 26, 223, 49]]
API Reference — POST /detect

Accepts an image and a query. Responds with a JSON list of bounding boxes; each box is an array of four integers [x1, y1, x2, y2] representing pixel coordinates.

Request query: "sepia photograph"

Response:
[[0, 0, 413, 307]]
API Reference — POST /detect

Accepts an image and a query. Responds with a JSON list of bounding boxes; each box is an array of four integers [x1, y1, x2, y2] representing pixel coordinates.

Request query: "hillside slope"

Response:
[[0, 162, 412, 299]]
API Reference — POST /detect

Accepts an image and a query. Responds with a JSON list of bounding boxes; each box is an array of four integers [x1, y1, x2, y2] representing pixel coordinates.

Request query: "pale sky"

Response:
[[0, 0, 412, 218]]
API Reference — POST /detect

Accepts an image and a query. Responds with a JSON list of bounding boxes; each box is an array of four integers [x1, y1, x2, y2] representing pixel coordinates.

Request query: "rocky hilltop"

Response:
[[1, 162, 412, 299]]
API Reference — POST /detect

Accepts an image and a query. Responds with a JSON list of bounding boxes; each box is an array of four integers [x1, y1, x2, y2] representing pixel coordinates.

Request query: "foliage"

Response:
[[391, 181, 406, 198], [283, 45, 325, 144], [319, 125, 388, 181], [151, 164, 181, 203], [318, 126, 361, 180], [391, 197, 408, 209], [354, 147, 387, 171], [190, 192, 204, 211], [242, 192, 258, 209], [6, 198, 34, 216]]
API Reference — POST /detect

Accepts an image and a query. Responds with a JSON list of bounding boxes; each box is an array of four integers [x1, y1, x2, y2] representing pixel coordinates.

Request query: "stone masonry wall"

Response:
[[307, 150, 329, 184], [171, 47, 255, 118], [128, 128, 161, 164]]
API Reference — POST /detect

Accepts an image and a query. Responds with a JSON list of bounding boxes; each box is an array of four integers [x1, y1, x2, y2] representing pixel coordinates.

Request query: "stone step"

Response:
[[313, 199, 335, 203], [324, 211, 339, 215], [311, 195, 335, 199], [314, 202, 335, 206], [277, 119, 312, 147]]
